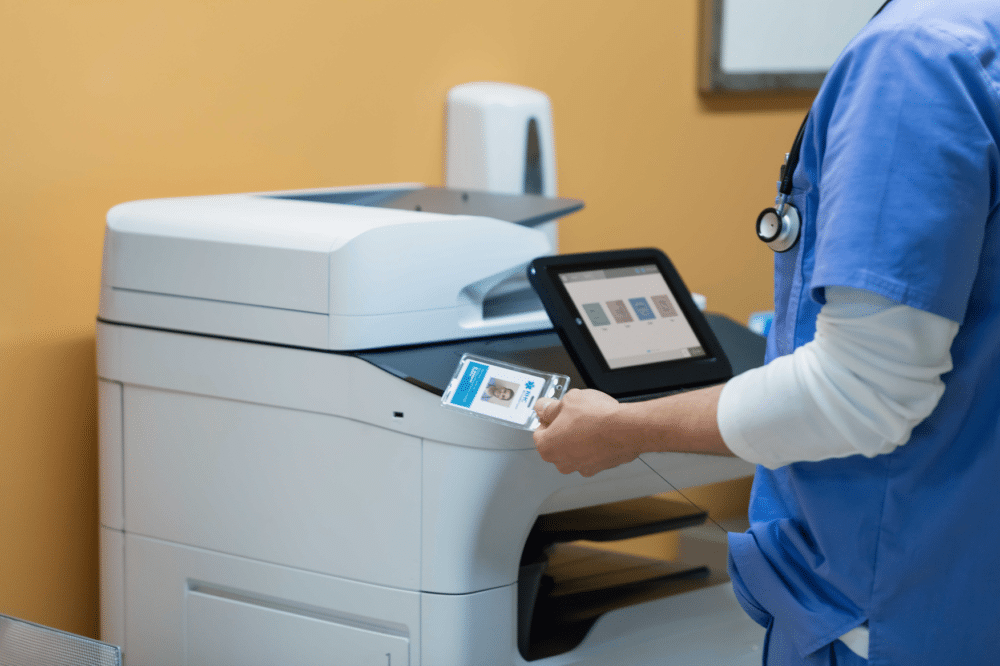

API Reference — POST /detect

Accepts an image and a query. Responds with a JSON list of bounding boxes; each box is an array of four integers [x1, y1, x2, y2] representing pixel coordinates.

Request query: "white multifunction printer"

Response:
[[96, 184, 767, 665]]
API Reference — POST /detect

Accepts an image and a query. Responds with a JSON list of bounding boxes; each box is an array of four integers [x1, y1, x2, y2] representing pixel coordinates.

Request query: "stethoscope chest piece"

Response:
[[757, 204, 801, 253]]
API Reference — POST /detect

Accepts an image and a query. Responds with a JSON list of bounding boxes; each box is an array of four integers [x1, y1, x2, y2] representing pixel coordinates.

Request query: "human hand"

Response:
[[533, 388, 641, 477]]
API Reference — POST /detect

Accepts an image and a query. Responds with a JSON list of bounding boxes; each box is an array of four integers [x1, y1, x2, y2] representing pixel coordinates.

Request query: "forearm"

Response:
[[614, 384, 733, 458]]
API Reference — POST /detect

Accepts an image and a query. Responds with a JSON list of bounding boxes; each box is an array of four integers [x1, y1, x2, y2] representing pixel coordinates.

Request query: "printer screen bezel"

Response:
[[528, 248, 732, 399]]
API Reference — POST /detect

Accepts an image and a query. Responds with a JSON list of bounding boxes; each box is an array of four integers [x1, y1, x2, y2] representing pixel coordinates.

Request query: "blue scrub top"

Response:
[[728, 2, 1000, 664]]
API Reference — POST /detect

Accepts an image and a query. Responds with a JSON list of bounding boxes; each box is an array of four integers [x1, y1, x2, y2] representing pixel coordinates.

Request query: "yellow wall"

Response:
[[1, 1, 809, 637]]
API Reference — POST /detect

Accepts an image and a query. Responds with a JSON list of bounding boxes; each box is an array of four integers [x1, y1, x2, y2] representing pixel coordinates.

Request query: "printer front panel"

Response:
[[418, 440, 678, 596], [123, 533, 421, 666], [121, 384, 423, 590], [95, 321, 549, 453]]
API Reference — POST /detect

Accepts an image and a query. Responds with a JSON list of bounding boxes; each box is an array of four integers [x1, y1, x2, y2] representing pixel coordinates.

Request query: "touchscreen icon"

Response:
[[605, 300, 634, 324], [651, 294, 678, 318], [629, 297, 656, 321], [581, 302, 611, 327]]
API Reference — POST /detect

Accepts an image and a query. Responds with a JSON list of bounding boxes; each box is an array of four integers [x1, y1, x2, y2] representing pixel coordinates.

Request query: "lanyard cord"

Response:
[[777, 0, 897, 202], [639, 457, 729, 533]]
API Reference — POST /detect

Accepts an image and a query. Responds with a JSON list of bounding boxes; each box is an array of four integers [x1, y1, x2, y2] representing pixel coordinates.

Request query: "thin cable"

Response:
[[638, 456, 730, 534]]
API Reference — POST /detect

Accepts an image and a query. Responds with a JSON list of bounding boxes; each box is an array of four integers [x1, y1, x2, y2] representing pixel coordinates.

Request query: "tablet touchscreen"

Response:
[[558, 264, 706, 370], [528, 249, 731, 398]]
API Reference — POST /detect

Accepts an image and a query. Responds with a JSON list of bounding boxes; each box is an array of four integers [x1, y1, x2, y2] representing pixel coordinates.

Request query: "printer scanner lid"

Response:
[[99, 185, 583, 351]]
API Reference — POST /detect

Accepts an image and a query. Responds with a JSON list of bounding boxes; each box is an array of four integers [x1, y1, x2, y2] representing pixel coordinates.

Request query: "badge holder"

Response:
[[441, 353, 570, 430]]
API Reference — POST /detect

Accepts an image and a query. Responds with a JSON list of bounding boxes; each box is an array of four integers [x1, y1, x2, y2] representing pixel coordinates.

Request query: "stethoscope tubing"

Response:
[[759, 0, 896, 252]]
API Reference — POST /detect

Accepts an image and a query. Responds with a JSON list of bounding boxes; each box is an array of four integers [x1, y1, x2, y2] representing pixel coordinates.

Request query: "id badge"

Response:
[[441, 354, 570, 430]]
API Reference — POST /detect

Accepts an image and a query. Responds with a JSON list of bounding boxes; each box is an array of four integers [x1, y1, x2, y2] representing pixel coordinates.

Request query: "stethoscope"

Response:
[[756, 0, 896, 252]]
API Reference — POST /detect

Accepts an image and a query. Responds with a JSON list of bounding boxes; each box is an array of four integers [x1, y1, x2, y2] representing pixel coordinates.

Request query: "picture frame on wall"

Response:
[[699, 0, 886, 93]]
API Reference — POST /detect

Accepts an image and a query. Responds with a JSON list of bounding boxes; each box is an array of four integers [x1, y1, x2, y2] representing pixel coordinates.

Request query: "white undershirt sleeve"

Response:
[[717, 286, 959, 469]]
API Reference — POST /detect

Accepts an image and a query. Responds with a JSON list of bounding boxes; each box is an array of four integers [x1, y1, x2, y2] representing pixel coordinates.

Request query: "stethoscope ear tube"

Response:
[[756, 0, 893, 253]]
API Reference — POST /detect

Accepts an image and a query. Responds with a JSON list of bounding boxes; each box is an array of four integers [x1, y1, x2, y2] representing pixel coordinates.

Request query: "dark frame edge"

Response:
[[698, 0, 825, 94]]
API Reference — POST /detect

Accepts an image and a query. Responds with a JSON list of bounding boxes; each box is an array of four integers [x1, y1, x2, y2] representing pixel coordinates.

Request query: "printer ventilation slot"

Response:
[[518, 496, 717, 661]]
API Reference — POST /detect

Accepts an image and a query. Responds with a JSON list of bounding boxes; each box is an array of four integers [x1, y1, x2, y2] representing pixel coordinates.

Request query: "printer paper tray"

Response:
[[521, 543, 723, 661], [543, 543, 711, 623]]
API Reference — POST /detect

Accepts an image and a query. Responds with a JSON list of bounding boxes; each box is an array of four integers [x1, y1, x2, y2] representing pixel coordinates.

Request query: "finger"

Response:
[[534, 436, 558, 465], [555, 461, 576, 476], [532, 422, 548, 446], [534, 397, 559, 424]]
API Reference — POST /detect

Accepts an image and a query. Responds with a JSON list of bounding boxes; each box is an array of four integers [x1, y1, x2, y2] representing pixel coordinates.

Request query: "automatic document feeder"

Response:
[[96, 185, 766, 665]]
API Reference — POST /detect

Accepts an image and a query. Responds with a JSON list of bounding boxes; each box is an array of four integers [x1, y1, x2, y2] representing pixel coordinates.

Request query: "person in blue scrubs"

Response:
[[532, 2, 1000, 664]]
